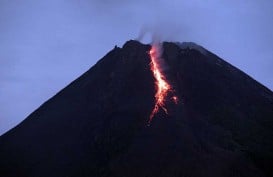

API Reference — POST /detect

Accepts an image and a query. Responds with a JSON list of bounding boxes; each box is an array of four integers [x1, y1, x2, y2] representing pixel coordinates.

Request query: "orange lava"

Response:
[[148, 44, 175, 124], [172, 96, 178, 104]]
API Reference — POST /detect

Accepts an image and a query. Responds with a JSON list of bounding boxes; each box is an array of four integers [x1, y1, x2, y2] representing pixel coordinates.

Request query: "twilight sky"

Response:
[[1, 0, 273, 135]]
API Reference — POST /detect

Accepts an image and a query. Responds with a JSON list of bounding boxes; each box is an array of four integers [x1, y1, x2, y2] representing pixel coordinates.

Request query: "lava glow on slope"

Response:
[[148, 44, 177, 124]]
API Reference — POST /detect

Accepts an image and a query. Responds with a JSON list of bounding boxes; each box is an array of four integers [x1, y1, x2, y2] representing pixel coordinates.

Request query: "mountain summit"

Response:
[[1, 40, 273, 177]]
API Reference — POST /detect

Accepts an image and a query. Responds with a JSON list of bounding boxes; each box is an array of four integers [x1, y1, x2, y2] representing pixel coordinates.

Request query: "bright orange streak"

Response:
[[149, 45, 174, 124]]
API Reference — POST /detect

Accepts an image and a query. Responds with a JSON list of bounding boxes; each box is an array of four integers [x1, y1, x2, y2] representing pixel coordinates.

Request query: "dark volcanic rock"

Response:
[[0, 40, 273, 177]]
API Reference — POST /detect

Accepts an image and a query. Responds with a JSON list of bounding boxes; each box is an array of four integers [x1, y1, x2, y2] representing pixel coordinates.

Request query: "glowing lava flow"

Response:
[[148, 44, 176, 124]]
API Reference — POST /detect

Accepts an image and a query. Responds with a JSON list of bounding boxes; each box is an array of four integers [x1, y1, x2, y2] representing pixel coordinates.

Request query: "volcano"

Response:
[[1, 40, 273, 177]]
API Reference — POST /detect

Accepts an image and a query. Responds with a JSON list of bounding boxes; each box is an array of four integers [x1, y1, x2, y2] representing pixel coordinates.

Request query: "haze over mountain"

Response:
[[0, 40, 273, 177]]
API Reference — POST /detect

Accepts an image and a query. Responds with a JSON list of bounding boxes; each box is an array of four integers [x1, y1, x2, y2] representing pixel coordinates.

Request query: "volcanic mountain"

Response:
[[0, 40, 273, 177]]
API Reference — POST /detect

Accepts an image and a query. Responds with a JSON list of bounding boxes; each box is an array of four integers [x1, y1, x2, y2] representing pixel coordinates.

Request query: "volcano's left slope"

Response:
[[0, 41, 154, 177]]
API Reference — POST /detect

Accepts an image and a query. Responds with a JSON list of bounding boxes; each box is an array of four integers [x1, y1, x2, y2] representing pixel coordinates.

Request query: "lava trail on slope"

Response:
[[148, 43, 178, 124]]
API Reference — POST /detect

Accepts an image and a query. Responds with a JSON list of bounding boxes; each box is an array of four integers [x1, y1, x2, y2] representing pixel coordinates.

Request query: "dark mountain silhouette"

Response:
[[0, 40, 273, 177]]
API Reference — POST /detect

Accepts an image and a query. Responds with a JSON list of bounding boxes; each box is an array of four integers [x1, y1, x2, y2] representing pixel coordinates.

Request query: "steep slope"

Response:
[[0, 40, 273, 177]]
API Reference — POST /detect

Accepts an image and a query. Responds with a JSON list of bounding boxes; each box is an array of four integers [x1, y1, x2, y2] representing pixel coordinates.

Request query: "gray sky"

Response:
[[1, 0, 273, 135]]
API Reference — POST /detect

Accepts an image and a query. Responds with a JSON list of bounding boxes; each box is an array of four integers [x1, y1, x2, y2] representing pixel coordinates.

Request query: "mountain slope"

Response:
[[0, 40, 273, 177]]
